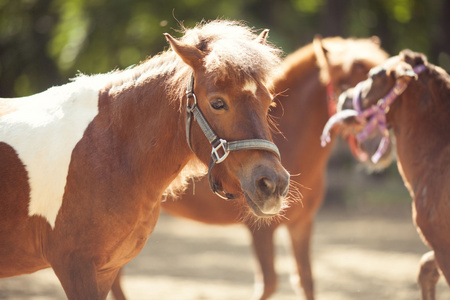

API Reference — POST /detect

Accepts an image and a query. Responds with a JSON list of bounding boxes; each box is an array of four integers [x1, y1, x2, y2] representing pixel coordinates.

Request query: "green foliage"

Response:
[[0, 0, 449, 97], [291, 0, 324, 13]]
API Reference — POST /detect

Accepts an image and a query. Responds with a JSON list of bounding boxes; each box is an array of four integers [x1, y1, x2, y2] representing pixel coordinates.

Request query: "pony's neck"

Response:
[[392, 67, 450, 196], [97, 57, 195, 199]]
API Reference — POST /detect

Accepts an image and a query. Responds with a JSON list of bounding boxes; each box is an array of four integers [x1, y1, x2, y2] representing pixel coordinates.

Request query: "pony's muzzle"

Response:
[[242, 164, 290, 217]]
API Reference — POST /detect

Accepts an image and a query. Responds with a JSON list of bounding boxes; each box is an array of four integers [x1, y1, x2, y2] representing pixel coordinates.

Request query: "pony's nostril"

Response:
[[257, 176, 276, 195]]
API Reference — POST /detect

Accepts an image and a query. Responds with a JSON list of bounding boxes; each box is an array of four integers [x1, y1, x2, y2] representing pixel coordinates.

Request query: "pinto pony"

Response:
[[111, 36, 390, 300], [0, 20, 290, 299], [329, 50, 450, 300]]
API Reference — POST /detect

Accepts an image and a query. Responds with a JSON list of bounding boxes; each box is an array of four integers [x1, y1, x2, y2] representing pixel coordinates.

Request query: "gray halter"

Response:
[[185, 74, 281, 200]]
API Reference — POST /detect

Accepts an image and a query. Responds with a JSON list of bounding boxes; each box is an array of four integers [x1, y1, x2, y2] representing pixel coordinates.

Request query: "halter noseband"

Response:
[[321, 64, 426, 163], [185, 74, 281, 200]]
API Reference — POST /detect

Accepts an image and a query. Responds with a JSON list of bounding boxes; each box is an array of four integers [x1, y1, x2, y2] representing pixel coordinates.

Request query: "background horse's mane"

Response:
[[323, 37, 387, 71], [324, 37, 385, 64], [275, 36, 388, 87], [317, 37, 388, 84]]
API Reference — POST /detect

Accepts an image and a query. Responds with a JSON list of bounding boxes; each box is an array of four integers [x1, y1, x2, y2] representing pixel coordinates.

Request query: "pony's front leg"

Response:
[[418, 251, 439, 300], [52, 255, 119, 300]]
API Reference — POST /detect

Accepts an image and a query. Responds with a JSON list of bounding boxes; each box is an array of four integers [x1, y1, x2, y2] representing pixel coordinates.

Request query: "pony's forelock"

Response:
[[179, 20, 283, 86]]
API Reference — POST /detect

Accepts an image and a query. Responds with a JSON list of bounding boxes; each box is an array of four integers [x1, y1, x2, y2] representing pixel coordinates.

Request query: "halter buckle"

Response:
[[186, 92, 197, 110], [211, 139, 229, 164]]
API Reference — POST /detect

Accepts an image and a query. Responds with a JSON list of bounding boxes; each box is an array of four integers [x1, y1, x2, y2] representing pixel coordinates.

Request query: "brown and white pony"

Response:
[[0, 20, 290, 299], [334, 50, 450, 300], [112, 36, 390, 300]]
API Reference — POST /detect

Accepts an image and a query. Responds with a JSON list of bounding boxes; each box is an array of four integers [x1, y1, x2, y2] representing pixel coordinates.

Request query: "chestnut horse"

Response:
[[111, 36, 390, 300], [0, 20, 290, 299], [332, 50, 450, 300]]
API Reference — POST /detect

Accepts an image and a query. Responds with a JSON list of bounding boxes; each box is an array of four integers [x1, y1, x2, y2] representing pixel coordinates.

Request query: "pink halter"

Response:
[[321, 64, 426, 163]]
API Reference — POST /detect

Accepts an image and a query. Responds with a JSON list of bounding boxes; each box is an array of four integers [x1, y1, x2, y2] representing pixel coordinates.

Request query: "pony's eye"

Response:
[[210, 98, 227, 110]]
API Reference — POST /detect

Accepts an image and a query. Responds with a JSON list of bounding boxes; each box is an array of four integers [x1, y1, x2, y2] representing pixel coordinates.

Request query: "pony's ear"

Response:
[[313, 34, 331, 83], [392, 49, 428, 80], [165, 33, 204, 69], [370, 36, 381, 45], [256, 29, 269, 45], [393, 61, 417, 80], [399, 49, 427, 68]]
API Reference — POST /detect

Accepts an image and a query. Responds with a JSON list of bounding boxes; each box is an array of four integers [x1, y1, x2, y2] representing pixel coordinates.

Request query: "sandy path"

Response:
[[1, 205, 449, 300]]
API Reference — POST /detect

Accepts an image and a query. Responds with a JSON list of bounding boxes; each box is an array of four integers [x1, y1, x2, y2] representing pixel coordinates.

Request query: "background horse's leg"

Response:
[[418, 251, 440, 300], [287, 218, 315, 300], [110, 268, 127, 300], [249, 225, 277, 300]]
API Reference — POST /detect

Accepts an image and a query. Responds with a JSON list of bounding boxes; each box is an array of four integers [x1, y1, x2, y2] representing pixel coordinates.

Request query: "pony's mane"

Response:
[[322, 37, 388, 73]]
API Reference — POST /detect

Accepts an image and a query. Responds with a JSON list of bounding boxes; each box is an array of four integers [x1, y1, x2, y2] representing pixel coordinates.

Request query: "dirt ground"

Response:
[[1, 203, 449, 300]]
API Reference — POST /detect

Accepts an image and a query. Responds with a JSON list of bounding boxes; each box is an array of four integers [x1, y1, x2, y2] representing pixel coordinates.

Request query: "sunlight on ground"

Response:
[[1, 210, 449, 300]]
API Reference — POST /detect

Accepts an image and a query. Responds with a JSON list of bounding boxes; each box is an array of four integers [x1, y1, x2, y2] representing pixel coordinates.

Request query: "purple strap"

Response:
[[320, 109, 359, 147], [321, 64, 426, 163]]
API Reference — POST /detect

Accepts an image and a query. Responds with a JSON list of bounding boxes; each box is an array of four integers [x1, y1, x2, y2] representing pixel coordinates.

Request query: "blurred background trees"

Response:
[[1, 0, 448, 97]]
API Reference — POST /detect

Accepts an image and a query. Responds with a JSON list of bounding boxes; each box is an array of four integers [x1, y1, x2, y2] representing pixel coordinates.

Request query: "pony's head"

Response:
[[339, 50, 427, 111], [331, 50, 428, 169], [315, 35, 395, 170], [166, 21, 289, 217]]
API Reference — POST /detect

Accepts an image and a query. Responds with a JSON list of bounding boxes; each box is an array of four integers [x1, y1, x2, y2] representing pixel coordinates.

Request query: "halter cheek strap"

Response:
[[185, 74, 281, 200]]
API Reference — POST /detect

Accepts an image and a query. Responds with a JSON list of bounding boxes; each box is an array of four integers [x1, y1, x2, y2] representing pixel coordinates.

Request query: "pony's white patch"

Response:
[[0, 75, 109, 228], [242, 80, 258, 96]]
